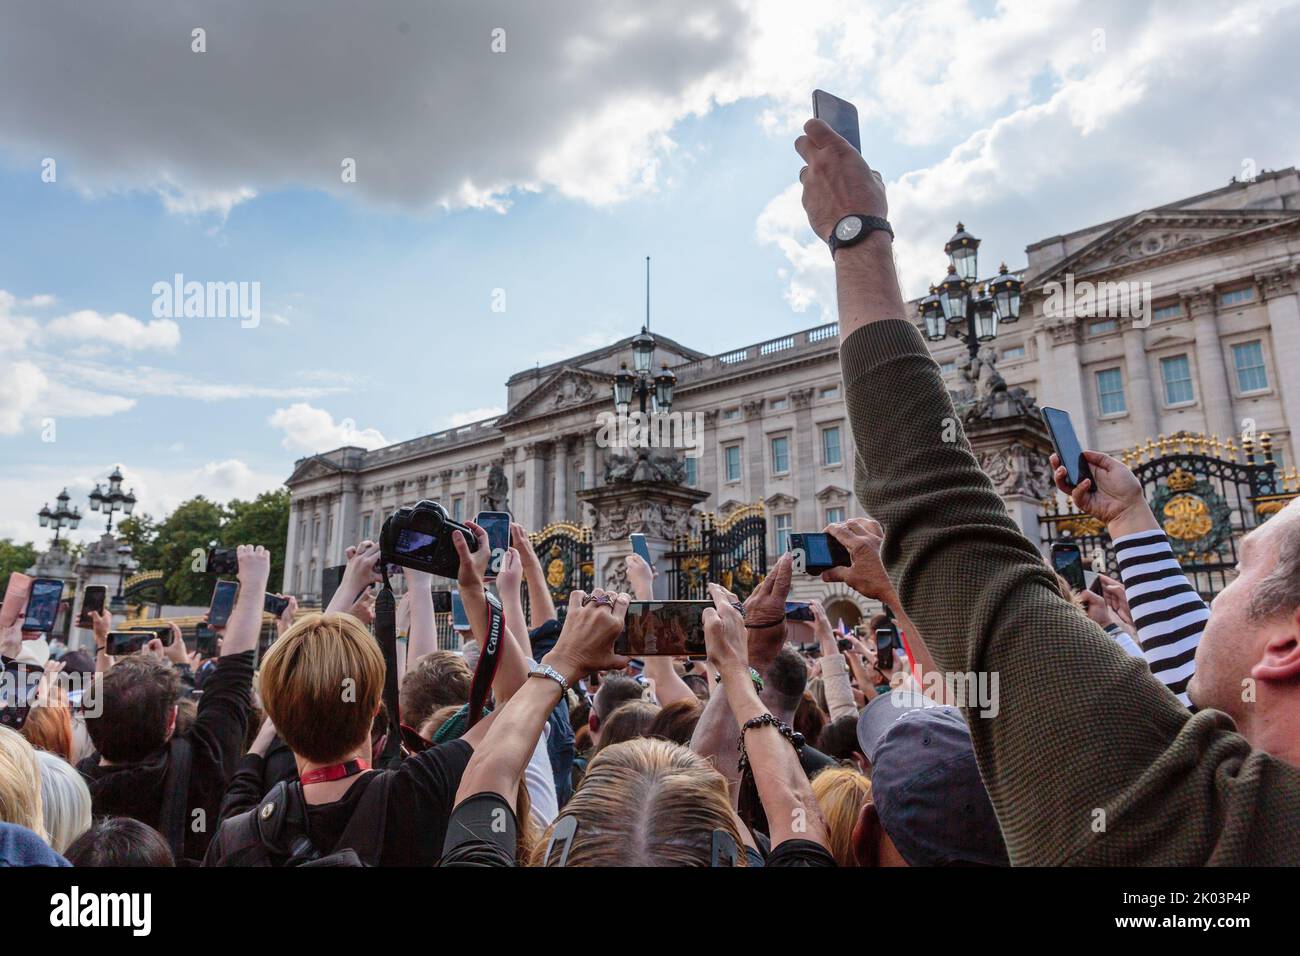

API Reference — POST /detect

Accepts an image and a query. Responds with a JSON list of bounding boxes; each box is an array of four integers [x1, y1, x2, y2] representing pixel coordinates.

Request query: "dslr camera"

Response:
[[380, 500, 478, 579]]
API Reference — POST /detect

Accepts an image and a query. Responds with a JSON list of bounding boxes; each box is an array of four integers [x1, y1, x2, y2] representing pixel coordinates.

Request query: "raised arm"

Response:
[[403, 567, 438, 668], [326, 540, 381, 616], [809, 600, 858, 720], [512, 523, 557, 629], [797, 116, 1214, 865], [222, 545, 269, 657], [703, 584, 829, 852], [625, 552, 695, 708]]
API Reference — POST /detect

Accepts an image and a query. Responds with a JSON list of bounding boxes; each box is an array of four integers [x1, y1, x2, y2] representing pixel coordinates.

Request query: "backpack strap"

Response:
[[158, 735, 194, 862]]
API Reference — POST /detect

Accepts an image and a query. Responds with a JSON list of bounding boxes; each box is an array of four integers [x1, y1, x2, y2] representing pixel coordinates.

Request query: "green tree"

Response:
[[153, 497, 226, 605], [117, 514, 161, 573], [221, 488, 290, 592], [0, 538, 39, 595]]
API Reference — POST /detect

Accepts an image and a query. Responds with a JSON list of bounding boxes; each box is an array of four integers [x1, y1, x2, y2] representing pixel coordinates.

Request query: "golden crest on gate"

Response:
[[1162, 493, 1213, 541]]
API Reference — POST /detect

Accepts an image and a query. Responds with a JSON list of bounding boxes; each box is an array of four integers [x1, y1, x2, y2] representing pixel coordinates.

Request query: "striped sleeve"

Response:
[[1111, 529, 1209, 707]]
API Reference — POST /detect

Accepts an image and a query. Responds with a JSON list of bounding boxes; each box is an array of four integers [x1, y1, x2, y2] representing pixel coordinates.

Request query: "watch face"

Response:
[[835, 216, 864, 242]]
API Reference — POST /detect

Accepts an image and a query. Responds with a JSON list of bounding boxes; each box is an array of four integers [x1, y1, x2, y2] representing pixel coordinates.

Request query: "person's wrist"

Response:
[[540, 650, 583, 686], [1108, 501, 1160, 539]]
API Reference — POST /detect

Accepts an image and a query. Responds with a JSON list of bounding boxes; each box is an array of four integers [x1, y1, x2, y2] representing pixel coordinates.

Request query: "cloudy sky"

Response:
[[2, 0, 1298, 546]]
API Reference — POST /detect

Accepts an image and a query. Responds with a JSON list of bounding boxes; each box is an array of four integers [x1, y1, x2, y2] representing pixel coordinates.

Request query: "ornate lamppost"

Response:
[[612, 259, 677, 416], [37, 489, 82, 546], [88, 466, 137, 534], [916, 222, 1024, 361]]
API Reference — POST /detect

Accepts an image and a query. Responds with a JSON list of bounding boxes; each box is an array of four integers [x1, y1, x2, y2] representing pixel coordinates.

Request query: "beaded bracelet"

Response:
[[736, 713, 805, 774]]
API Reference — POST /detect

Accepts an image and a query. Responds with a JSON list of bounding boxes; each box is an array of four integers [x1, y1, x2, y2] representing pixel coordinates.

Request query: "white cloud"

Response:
[[268, 403, 388, 453], [45, 310, 181, 351]]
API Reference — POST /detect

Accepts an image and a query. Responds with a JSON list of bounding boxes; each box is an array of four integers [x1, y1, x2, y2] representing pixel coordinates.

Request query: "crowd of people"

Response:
[[1, 118, 1297, 867]]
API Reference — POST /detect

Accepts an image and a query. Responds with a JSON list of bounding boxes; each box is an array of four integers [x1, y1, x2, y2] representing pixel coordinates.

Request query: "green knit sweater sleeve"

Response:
[[839, 319, 1298, 865]]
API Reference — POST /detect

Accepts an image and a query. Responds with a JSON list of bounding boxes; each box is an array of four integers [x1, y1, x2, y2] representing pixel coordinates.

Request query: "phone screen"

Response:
[[476, 512, 511, 554], [22, 579, 64, 632], [432, 590, 453, 614], [451, 590, 469, 630], [629, 533, 652, 565], [1041, 406, 1092, 488], [616, 601, 711, 657], [812, 89, 861, 153], [874, 625, 896, 670], [78, 585, 107, 628], [1052, 544, 1087, 592], [790, 533, 850, 573], [320, 565, 347, 608], [208, 580, 238, 628], [107, 631, 150, 656], [784, 601, 814, 622], [264, 593, 290, 616], [194, 625, 219, 658]]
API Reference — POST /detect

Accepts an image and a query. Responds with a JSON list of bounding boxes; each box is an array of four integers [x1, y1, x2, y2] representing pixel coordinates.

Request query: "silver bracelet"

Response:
[[529, 662, 570, 694]]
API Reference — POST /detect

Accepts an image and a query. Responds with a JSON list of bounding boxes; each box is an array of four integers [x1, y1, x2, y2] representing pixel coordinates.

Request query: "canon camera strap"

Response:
[[373, 570, 403, 768], [466, 591, 505, 728]]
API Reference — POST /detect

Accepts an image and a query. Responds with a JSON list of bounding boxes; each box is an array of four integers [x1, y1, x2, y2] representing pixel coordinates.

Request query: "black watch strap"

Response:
[[828, 214, 893, 257]]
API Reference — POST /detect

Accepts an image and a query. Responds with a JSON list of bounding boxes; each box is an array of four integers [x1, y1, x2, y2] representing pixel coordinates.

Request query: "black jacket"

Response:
[[77, 651, 254, 864]]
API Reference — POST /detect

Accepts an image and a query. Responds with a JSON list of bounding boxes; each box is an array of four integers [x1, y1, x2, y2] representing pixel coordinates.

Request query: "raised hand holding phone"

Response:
[[1049, 447, 1158, 538]]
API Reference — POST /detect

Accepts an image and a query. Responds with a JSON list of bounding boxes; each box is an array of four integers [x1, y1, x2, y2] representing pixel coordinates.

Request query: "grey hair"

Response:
[[1248, 517, 1300, 621], [36, 750, 92, 855]]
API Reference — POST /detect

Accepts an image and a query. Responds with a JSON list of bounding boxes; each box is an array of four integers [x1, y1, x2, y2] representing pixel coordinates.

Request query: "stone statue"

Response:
[[484, 462, 509, 514], [603, 448, 687, 485], [959, 346, 1040, 424]]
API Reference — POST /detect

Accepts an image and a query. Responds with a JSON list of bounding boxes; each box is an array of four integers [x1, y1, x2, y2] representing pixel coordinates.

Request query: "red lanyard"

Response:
[[300, 759, 369, 786]]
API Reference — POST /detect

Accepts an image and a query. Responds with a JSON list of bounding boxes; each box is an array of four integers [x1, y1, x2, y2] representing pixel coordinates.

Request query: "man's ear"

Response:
[[588, 712, 599, 733], [1252, 605, 1300, 682], [166, 704, 178, 740]]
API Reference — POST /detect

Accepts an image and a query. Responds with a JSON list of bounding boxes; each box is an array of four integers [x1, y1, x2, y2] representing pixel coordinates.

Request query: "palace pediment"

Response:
[[494, 366, 615, 426]]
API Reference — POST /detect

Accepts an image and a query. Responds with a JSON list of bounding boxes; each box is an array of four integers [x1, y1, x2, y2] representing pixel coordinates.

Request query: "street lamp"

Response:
[[38, 489, 82, 546], [611, 256, 677, 416], [916, 223, 1023, 360], [88, 466, 137, 533], [109, 543, 134, 613]]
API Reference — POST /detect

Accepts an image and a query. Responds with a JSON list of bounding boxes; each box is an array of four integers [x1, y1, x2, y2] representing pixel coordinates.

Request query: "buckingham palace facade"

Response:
[[283, 168, 1300, 616]]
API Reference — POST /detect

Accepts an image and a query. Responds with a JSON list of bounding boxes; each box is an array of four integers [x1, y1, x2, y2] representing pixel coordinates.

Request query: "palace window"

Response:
[[770, 397, 789, 411], [724, 444, 742, 483], [684, 457, 697, 486], [1152, 303, 1182, 322], [825, 506, 845, 525], [1219, 287, 1255, 308], [452, 496, 464, 521], [771, 436, 790, 475], [1002, 345, 1027, 359], [361, 514, 371, 539], [1232, 340, 1268, 393], [1160, 354, 1195, 405], [1096, 368, 1126, 416], [822, 426, 843, 466], [774, 513, 792, 554], [1088, 319, 1117, 336], [818, 385, 840, 399]]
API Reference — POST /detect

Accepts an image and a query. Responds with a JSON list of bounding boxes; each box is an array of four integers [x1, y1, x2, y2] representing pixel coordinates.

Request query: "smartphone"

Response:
[[476, 511, 511, 557], [194, 624, 219, 658], [22, 578, 64, 633], [1088, 573, 1106, 597], [106, 631, 151, 656], [320, 565, 347, 609], [207, 580, 239, 628], [784, 601, 814, 622], [629, 533, 652, 565], [0, 661, 41, 729], [432, 590, 453, 614], [874, 624, 896, 671], [264, 593, 290, 617], [0, 572, 34, 629], [450, 590, 470, 631], [615, 601, 711, 657], [207, 546, 239, 576], [1041, 406, 1093, 489], [789, 532, 852, 575], [837, 637, 853, 653], [812, 89, 861, 153], [77, 585, 107, 628], [152, 625, 176, 646], [1051, 542, 1087, 592]]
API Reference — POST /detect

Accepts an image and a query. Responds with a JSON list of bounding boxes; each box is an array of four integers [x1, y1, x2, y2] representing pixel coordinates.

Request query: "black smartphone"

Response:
[[615, 601, 711, 657], [812, 89, 861, 153], [837, 638, 853, 653], [194, 624, 219, 658], [874, 624, 896, 671], [1041, 406, 1094, 489], [432, 590, 453, 614], [476, 511, 511, 579], [207, 546, 239, 576], [152, 625, 176, 646], [208, 580, 238, 628], [106, 631, 150, 656], [1051, 542, 1087, 592], [22, 578, 64, 632], [1088, 573, 1106, 597], [320, 565, 347, 608], [629, 533, 652, 564], [77, 585, 107, 628], [451, 591, 470, 631], [0, 661, 40, 730], [264, 593, 290, 617], [789, 532, 852, 575], [784, 601, 814, 622]]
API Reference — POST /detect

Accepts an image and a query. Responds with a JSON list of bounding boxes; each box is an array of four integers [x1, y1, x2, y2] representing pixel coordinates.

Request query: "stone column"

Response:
[[1042, 317, 1092, 449], [1185, 289, 1235, 441], [523, 443, 547, 530], [791, 388, 817, 530], [582, 434, 597, 520], [743, 399, 765, 502], [282, 499, 300, 594], [1121, 318, 1158, 441], [1260, 269, 1300, 447], [337, 483, 360, 557], [553, 437, 570, 523]]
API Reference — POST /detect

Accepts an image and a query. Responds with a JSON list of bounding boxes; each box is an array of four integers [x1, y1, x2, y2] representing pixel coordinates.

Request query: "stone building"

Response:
[[284, 169, 1300, 623]]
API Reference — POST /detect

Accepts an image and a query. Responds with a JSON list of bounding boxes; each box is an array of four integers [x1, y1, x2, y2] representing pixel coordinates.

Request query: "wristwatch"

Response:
[[529, 661, 570, 694], [827, 214, 893, 257]]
